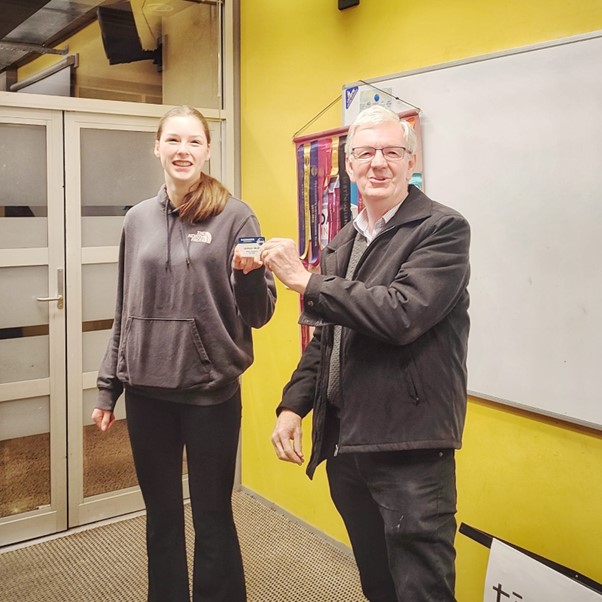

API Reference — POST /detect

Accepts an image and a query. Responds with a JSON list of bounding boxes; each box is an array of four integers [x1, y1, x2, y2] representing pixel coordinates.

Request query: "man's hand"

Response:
[[91, 408, 116, 432], [260, 238, 311, 293], [271, 409, 304, 465]]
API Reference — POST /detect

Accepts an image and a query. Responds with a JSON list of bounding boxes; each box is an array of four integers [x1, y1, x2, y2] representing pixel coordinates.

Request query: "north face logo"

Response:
[[188, 231, 212, 244]]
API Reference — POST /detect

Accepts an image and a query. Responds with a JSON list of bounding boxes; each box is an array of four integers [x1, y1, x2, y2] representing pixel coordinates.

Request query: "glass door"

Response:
[[0, 104, 225, 544], [0, 107, 67, 546], [64, 111, 165, 526], [65, 110, 224, 527]]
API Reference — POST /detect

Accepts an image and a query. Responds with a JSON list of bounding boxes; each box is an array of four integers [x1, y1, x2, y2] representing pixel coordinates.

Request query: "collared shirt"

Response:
[[353, 198, 406, 244]]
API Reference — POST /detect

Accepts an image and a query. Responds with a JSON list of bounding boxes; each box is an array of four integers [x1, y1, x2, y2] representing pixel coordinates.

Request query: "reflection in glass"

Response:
[[80, 128, 163, 247], [0, 397, 50, 517], [81, 206, 130, 217], [0, 123, 47, 205], [82, 263, 118, 323], [0, 335, 49, 384], [82, 216, 125, 247], [82, 388, 135, 496], [0, 123, 48, 248], [0, 266, 48, 331], [0, 214, 48, 249], [82, 327, 112, 374], [3, 206, 46, 217], [80, 129, 163, 208], [83, 418, 138, 498]]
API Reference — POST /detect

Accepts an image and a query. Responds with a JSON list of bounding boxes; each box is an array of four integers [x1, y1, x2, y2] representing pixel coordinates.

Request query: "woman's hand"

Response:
[[91, 408, 116, 432], [232, 245, 264, 274]]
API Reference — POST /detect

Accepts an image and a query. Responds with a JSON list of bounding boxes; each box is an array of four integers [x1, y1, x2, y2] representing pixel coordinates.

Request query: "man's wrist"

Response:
[[287, 271, 312, 294]]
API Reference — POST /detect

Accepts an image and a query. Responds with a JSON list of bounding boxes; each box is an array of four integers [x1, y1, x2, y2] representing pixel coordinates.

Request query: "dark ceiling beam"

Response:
[[1, 4, 101, 74], [0, 0, 53, 39]]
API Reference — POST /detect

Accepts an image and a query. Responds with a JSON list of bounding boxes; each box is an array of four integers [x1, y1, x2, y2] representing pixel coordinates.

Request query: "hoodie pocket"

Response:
[[118, 317, 212, 390]]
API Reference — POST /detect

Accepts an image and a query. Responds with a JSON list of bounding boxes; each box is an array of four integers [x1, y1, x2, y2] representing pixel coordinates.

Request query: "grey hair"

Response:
[[345, 104, 417, 156]]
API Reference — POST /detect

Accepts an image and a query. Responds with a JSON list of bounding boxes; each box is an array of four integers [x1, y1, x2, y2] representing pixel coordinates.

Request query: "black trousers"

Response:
[[326, 447, 458, 602], [125, 389, 246, 602]]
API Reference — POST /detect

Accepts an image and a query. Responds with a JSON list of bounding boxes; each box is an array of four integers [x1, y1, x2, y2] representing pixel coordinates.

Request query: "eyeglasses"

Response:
[[350, 146, 409, 162]]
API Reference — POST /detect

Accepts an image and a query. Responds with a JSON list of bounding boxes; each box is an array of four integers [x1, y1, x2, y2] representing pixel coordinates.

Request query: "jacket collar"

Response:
[[387, 184, 432, 228], [320, 185, 431, 274], [326, 185, 431, 249]]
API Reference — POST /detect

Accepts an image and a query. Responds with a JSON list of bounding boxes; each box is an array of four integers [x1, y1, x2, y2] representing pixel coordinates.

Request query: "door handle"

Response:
[[37, 294, 64, 307], [37, 268, 64, 309]]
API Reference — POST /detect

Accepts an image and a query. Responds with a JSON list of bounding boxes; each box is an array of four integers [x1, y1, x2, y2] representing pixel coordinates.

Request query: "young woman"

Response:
[[92, 105, 276, 602]]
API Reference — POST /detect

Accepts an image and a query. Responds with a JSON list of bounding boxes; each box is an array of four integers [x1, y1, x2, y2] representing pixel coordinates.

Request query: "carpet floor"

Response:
[[0, 490, 367, 601]]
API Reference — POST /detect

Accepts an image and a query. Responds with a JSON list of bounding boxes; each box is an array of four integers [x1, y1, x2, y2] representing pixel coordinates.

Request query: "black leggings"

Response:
[[125, 389, 246, 602]]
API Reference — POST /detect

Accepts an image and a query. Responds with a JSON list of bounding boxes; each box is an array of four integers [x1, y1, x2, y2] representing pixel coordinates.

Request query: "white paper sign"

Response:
[[484, 539, 601, 601]]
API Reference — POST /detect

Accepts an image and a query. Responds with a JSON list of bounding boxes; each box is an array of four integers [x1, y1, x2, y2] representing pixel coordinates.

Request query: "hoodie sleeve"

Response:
[[96, 229, 126, 411], [231, 215, 277, 328]]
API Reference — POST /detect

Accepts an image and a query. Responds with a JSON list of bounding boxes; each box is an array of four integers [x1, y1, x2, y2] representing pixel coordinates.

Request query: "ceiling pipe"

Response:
[[0, 41, 68, 55]]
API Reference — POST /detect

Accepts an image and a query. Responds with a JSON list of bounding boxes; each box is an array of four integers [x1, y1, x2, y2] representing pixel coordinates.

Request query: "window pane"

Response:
[[80, 129, 163, 213], [0, 123, 48, 248], [0, 396, 50, 517]]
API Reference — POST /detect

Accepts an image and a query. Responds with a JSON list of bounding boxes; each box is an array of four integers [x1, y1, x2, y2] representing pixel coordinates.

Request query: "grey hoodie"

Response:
[[96, 186, 276, 411]]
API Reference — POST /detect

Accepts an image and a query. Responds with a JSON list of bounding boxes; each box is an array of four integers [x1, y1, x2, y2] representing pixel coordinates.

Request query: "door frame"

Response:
[[0, 105, 67, 545], [0, 93, 231, 546]]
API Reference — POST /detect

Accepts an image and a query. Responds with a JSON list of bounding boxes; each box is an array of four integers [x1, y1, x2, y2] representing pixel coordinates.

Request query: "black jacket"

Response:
[[278, 185, 470, 478]]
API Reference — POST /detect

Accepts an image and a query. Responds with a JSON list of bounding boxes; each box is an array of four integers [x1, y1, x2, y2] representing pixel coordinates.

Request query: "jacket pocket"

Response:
[[118, 317, 212, 389], [404, 349, 424, 404]]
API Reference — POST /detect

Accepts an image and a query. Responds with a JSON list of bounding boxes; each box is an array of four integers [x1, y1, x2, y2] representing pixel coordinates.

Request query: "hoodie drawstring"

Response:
[[164, 196, 191, 270], [179, 219, 191, 267], [164, 198, 171, 271]]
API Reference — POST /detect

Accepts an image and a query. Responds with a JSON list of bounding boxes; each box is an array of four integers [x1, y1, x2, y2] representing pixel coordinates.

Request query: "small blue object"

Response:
[[374, 94, 380, 102]]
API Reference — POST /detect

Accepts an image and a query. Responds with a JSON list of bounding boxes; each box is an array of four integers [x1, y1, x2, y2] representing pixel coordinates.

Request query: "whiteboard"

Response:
[[343, 32, 602, 430]]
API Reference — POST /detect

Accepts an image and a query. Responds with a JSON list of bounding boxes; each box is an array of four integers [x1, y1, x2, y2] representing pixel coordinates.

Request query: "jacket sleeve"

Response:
[[301, 212, 470, 346], [277, 326, 323, 418], [96, 229, 126, 411], [231, 215, 277, 328]]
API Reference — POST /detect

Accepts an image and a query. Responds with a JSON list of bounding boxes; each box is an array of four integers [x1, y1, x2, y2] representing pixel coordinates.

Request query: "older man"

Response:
[[262, 104, 470, 602]]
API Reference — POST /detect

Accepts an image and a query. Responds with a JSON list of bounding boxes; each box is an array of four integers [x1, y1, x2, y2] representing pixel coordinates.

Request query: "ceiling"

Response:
[[0, 0, 204, 76]]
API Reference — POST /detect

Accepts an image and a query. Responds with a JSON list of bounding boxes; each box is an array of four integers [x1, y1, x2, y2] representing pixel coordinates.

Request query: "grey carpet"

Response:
[[0, 490, 367, 601]]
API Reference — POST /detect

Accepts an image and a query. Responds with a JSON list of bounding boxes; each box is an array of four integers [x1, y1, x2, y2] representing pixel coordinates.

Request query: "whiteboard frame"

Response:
[[343, 30, 602, 111]]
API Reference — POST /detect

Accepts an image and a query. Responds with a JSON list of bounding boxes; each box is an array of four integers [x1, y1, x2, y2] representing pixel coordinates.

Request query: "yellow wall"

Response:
[[239, 1, 602, 600]]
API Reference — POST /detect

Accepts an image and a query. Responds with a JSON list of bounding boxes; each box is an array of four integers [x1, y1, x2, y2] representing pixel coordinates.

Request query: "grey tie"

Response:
[[327, 232, 368, 410]]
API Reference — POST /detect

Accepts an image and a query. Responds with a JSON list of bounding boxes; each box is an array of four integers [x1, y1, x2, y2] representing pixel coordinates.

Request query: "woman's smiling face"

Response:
[[154, 114, 211, 188]]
